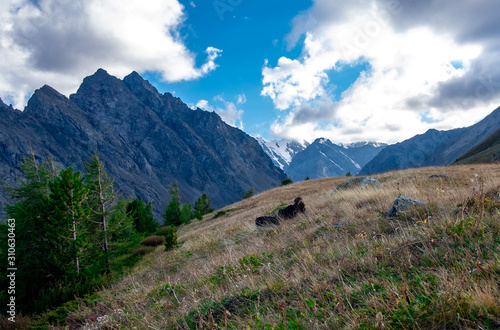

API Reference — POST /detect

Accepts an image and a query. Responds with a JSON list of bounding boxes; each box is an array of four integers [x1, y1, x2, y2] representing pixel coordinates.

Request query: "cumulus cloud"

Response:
[[0, 0, 221, 108], [196, 96, 244, 129], [263, 0, 500, 143]]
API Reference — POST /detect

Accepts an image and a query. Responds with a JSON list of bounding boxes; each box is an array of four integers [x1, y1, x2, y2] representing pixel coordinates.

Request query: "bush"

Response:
[[280, 178, 293, 186], [155, 226, 173, 236], [163, 226, 178, 251], [243, 187, 254, 199], [140, 235, 165, 247], [131, 246, 155, 257]]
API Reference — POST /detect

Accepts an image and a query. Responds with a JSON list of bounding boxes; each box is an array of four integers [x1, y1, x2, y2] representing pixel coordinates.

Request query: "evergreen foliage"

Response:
[[280, 177, 293, 186], [126, 199, 157, 234], [162, 226, 178, 251], [1, 154, 58, 313], [48, 167, 90, 276], [243, 187, 254, 199], [180, 203, 194, 224], [0, 153, 147, 316], [194, 193, 214, 220], [163, 181, 182, 226], [83, 152, 114, 273]]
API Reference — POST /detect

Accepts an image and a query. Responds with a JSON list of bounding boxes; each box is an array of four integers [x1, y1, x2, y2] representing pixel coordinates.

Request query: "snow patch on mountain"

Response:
[[256, 137, 308, 170]]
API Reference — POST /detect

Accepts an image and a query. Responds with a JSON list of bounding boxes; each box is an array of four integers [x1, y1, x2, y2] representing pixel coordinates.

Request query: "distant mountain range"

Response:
[[0, 69, 285, 217], [285, 139, 386, 181], [455, 127, 500, 164], [258, 138, 387, 181], [359, 106, 500, 174], [259, 106, 500, 180]]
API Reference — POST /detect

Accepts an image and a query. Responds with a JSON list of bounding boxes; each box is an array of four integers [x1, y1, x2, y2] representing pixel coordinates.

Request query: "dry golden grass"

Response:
[[61, 165, 500, 329]]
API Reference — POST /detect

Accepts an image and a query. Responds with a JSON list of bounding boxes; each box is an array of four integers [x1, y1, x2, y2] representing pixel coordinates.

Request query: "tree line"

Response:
[[0, 152, 214, 315]]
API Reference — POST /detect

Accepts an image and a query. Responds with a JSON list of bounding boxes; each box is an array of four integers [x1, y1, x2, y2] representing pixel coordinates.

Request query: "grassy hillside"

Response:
[[32, 165, 500, 328], [455, 128, 500, 164]]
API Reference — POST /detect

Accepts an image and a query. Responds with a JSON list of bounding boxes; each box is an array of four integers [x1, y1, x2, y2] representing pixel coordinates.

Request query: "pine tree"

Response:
[[49, 167, 89, 276], [194, 193, 214, 220], [180, 203, 194, 224], [84, 152, 114, 273], [163, 181, 182, 226], [126, 199, 157, 234]]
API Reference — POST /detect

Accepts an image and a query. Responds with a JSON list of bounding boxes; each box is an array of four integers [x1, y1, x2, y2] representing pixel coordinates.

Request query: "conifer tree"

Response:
[[1, 154, 58, 312], [84, 152, 114, 273], [180, 203, 194, 224], [194, 193, 214, 220], [163, 181, 182, 226], [127, 199, 157, 234], [49, 167, 89, 275]]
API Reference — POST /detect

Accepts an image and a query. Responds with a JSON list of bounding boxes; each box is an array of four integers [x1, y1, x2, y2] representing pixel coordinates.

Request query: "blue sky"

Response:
[[1, 0, 500, 144], [142, 0, 315, 138]]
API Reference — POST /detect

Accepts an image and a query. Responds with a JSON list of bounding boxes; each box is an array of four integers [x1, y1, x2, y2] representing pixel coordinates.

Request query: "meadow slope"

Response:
[[47, 165, 500, 329]]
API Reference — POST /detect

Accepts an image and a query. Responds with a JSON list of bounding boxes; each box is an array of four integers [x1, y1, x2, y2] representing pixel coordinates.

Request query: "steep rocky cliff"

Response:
[[0, 69, 286, 219]]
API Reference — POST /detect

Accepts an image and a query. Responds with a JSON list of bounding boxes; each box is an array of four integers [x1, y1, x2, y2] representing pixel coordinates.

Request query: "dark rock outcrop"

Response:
[[0, 69, 286, 219]]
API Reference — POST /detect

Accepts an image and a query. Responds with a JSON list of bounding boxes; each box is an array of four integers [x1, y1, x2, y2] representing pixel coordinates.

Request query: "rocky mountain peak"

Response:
[[0, 70, 286, 216], [0, 97, 13, 111], [24, 85, 76, 118], [123, 71, 165, 112], [70, 68, 145, 116]]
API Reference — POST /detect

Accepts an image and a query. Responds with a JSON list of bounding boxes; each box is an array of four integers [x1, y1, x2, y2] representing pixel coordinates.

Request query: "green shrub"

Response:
[[280, 177, 293, 186], [140, 235, 165, 246], [155, 226, 174, 236], [243, 187, 254, 199], [163, 226, 178, 251]]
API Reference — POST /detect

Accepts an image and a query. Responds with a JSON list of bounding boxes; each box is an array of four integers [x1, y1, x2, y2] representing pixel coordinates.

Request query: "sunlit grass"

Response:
[[41, 165, 500, 328]]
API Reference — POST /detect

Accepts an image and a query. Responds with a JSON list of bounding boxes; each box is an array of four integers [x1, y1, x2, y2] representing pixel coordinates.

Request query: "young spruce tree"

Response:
[[126, 199, 157, 234], [163, 181, 182, 226], [194, 193, 214, 220]]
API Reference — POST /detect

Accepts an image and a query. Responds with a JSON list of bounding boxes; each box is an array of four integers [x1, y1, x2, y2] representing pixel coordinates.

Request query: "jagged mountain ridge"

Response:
[[359, 106, 500, 174], [0, 69, 286, 218], [256, 138, 308, 170], [284, 138, 387, 181]]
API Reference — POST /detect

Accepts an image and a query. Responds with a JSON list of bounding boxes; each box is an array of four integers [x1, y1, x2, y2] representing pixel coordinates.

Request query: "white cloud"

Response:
[[196, 96, 244, 129], [263, 0, 500, 144], [236, 93, 246, 105], [0, 0, 221, 109]]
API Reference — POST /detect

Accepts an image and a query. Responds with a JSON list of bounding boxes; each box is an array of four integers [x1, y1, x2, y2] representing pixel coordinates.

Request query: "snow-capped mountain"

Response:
[[285, 138, 387, 181], [256, 137, 308, 170]]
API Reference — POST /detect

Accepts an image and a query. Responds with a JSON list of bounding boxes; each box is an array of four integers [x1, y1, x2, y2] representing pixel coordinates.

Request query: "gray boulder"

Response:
[[335, 177, 381, 191], [387, 195, 426, 217]]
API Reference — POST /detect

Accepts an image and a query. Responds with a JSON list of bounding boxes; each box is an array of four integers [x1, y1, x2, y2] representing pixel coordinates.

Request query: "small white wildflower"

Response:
[[97, 315, 109, 323]]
